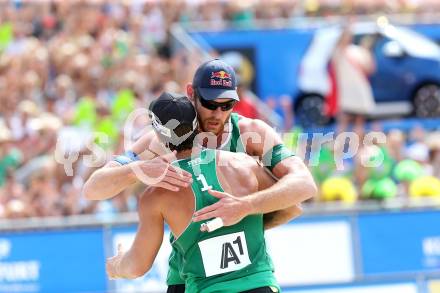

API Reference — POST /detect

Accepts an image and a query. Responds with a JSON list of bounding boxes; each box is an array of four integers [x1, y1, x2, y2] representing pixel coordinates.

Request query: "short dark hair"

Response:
[[167, 127, 199, 152]]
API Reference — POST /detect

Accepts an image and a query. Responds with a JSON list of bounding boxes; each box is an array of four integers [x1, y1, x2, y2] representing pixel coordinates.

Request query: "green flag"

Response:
[[112, 89, 135, 124], [0, 22, 13, 51], [74, 97, 97, 127], [95, 117, 118, 149]]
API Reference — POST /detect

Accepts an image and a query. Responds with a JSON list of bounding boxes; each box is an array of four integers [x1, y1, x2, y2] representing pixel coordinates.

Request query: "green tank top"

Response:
[[170, 149, 278, 293], [166, 113, 246, 286], [220, 113, 246, 153]]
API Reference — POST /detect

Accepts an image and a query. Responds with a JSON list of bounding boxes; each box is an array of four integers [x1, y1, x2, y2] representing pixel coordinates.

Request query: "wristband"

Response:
[[114, 151, 139, 165]]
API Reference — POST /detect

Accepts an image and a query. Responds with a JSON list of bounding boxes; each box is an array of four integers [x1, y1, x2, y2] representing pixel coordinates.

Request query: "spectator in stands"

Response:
[[234, 82, 258, 119], [279, 95, 294, 131], [405, 125, 431, 173], [331, 24, 376, 139], [387, 129, 406, 162], [0, 121, 21, 187], [427, 132, 440, 178]]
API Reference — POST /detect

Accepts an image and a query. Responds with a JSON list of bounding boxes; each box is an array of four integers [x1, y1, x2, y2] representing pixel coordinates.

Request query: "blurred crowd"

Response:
[[0, 0, 199, 219], [293, 126, 440, 203], [0, 0, 440, 220]]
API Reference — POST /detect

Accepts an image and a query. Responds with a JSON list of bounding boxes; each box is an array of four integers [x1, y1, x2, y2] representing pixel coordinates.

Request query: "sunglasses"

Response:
[[197, 95, 236, 111]]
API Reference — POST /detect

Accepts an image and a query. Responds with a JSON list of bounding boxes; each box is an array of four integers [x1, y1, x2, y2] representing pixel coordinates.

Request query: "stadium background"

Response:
[[0, 0, 439, 292]]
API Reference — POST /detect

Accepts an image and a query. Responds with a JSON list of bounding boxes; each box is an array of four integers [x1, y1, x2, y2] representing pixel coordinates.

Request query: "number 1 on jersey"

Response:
[[196, 174, 213, 192]]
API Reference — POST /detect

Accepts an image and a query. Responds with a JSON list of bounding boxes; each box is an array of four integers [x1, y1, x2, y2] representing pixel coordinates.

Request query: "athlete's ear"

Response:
[[187, 84, 195, 102]]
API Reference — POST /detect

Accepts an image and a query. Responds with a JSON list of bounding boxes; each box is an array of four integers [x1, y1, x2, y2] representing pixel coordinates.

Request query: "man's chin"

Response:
[[203, 123, 222, 135], [206, 127, 220, 135]]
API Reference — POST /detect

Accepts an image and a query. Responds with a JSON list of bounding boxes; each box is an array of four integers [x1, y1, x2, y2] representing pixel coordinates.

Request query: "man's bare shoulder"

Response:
[[217, 150, 259, 170], [216, 150, 260, 195], [235, 115, 283, 156], [237, 115, 264, 132]]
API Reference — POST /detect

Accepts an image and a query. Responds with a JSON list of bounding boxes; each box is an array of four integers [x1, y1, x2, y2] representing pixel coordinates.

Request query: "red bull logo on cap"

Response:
[[210, 70, 232, 87], [211, 70, 231, 79]]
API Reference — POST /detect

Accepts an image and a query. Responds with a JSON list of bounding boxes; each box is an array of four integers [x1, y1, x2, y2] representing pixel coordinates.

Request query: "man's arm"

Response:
[[246, 158, 303, 229], [248, 118, 316, 208], [83, 161, 139, 201], [263, 204, 302, 230], [83, 132, 192, 200], [253, 162, 304, 229], [106, 191, 164, 279], [246, 155, 316, 214]]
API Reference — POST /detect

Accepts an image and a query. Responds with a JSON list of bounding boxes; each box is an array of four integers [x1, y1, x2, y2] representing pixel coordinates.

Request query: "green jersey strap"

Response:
[[262, 143, 295, 172], [220, 113, 245, 153]]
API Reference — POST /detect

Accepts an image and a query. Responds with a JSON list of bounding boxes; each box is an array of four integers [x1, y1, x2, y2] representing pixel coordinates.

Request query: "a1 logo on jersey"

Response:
[[198, 231, 251, 277]]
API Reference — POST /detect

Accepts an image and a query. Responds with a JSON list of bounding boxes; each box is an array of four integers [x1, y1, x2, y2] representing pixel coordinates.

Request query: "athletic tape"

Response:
[[202, 217, 224, 232]]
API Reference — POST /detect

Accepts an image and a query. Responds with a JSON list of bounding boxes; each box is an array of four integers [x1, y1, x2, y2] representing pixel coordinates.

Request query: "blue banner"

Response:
[[0, 228, 106, 293], [0, 209, 438, 292], [358, 210, 440, 275]]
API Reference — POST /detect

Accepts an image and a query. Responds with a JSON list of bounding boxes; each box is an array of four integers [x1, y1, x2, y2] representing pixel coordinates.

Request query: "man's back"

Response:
[[146, 149, 274, 240], [141, 149, 279, 293]]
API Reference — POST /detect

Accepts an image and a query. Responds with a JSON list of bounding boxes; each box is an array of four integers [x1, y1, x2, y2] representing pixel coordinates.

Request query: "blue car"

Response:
[[295, 22, 440, 127]]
